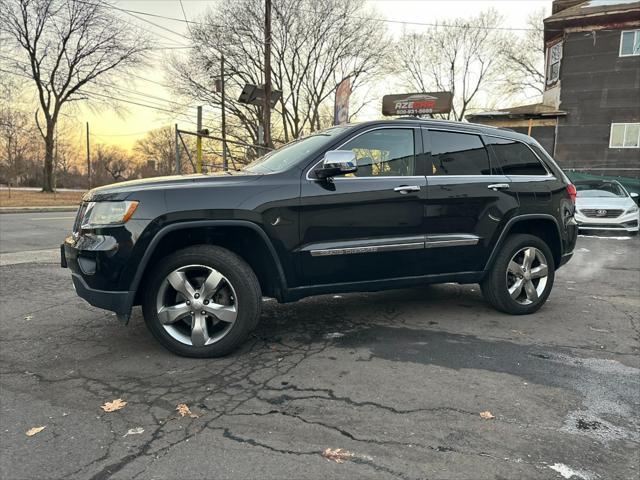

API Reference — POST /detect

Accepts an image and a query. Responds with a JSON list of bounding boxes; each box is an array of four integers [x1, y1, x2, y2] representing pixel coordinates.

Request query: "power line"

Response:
[[101, 0, 548, 34], [0, 54, 195, 109], [90, 129, 157, 137], [1, 63, 221, 127], [74, 0, 191, 46]]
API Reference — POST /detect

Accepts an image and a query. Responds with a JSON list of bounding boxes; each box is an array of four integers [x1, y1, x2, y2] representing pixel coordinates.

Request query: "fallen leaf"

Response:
[[176, 403, 199, 418], [24, 315, 33, 321], [26, 426, 45, 436], [123, 427, 144, 437], [479, 411, 495, 420], [322, 447, 354, 463], [101, 398, 127, 412]]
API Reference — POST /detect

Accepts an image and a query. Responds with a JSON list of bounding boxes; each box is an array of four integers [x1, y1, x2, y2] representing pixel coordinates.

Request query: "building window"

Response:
[[619, 30, 640, 57], [546, 41, 562, 86], [610, 123, 640, 148]]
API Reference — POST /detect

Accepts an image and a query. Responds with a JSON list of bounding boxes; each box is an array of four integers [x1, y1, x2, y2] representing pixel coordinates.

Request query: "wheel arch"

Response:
[[131, 220, 288, 307], [485, 214, 562, 271]]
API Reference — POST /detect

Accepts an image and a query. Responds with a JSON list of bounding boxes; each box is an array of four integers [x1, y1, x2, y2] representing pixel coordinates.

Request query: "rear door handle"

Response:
[[394, 185, 421, 194], [487, 183, 510, 191]]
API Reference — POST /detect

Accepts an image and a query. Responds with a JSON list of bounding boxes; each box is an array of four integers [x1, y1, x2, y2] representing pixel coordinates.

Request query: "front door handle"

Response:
[[394, 185, 421, 194], [487, 183, 510, 191]]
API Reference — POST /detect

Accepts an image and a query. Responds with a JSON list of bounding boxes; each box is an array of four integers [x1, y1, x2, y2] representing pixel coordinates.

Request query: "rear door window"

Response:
[[427, 130, 491, 176], [486, 137, 548, 176]]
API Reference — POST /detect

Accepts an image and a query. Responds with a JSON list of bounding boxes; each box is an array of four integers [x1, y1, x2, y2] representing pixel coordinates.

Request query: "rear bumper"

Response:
[[559, 251, 573, 267]]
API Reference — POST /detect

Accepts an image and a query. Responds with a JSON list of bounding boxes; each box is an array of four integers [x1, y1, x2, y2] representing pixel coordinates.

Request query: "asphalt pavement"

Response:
[[0, 225, 638, 480], [0, 212, 76, 254]]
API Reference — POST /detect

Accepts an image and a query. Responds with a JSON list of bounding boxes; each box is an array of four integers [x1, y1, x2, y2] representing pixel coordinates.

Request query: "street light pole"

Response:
[[221, 53, 228, 172], [263, 0, 272, 149], [86, 122, 91, 189], [175, 123, 181, 174], [196, 106, 203, 173]]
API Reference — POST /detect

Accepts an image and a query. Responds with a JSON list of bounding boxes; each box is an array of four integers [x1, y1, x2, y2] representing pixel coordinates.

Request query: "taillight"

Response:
[[567, 183, 577, 205]]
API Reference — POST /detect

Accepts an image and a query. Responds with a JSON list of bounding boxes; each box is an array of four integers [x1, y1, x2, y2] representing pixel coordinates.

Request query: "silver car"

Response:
[[575, 180, 639, 234]]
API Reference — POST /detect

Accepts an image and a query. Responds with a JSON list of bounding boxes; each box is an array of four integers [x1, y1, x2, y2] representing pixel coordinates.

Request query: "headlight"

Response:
[[627, 205, 639, 214], [80, 201, 139, 229]]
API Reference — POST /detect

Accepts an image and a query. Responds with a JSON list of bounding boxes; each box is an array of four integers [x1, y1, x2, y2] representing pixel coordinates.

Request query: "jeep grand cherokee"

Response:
[[62, 119, 578, 357]]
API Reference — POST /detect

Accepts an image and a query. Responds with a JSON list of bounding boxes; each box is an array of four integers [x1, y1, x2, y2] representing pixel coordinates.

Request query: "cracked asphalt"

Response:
[[1, 232, 639, 480]]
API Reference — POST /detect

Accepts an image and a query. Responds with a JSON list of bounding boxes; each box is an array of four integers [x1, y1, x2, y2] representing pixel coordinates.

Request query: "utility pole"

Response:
[[263, 0, 272, 149], [221, 54, 228, 172], [175, 123, 181, 174], [86, 122, 91, 189], [196, 106, 203, 173]]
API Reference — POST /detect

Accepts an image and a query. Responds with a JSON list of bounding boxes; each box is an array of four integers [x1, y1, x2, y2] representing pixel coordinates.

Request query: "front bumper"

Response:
[[61, 229, 138, 316], [575, 211, 639, 232], [71, 271, 134, 315]]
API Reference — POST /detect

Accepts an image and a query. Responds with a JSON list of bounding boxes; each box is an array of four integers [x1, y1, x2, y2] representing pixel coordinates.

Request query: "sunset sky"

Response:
[[74, 0, 551, 149]]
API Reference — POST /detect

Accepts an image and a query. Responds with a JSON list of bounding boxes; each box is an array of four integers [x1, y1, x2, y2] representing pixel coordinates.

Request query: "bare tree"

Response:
[[0, 106, 34, 186], [93, 144, 133, 182], [134, 126, 176, 176], [499, 8, 547, 99], [394, 10, 506, 121], [0, 0, 149, 191], [169, 0, 388, 149]]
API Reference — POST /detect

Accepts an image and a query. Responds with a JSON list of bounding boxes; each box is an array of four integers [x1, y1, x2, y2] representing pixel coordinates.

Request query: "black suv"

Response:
[[62, 119, 578, 357]]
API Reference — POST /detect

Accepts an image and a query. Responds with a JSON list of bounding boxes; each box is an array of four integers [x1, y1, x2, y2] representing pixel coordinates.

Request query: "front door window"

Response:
[[340, 128, 416, 177]]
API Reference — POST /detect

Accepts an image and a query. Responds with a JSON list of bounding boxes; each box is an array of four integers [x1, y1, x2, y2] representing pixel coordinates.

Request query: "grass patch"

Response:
[[0, 189, 85, 207]]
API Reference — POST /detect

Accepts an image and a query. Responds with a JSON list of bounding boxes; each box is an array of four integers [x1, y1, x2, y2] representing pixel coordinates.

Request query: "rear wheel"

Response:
[[481, 234, 555, 315], [142, 245, 261, 357]]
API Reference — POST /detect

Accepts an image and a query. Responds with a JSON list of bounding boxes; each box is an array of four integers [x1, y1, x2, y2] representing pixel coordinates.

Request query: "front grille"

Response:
[[579, 208, 623, 218]]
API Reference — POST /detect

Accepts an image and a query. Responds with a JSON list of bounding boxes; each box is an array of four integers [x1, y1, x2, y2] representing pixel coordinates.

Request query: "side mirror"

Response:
[[314, 150, 357, 179], [630, 192, 639, 199]]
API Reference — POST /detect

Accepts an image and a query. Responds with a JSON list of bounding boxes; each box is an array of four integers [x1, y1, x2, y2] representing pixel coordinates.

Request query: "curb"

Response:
[[0, 206, 78, 214]]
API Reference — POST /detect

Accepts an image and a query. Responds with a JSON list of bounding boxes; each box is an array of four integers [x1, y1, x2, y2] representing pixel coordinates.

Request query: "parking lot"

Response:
[[1, 213, 638, 480]]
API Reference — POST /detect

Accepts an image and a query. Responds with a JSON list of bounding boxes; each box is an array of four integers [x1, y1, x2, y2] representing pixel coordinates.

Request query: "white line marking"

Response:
[[0, 249, 59, 266]]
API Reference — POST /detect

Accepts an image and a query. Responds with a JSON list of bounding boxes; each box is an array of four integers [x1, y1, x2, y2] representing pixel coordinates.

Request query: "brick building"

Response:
[[467, 0, 640, 180]]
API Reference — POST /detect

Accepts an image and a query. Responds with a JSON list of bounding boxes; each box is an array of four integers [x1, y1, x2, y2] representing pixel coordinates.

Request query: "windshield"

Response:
[[243, 126, 349, 174], [575, 181, 626, 198]]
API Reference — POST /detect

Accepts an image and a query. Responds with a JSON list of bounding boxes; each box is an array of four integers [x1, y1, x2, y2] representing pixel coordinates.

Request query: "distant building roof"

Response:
[[546, 0, 640, 21], [466, 103, 567, 120], [544, 0, 640, 41]]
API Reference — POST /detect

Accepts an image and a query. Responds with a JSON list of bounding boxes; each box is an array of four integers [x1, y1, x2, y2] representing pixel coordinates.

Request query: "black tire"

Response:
[[481, 234, 555, 315], [142, 245, 261, 358]]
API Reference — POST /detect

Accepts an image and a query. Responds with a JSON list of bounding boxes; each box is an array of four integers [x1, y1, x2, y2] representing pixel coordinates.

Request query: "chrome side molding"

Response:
[[425, 234, 480, 248], [306, 234, 480, 256]]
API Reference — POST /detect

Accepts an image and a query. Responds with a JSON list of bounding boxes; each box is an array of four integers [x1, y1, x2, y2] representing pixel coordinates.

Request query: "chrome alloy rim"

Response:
[[156, 264, 238, 346], [506, 247, 549, 305]]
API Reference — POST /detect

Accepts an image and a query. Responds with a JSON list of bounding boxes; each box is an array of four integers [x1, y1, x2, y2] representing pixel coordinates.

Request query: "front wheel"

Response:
[[142, 245, 261, 357], [481, 234, 555, 315]]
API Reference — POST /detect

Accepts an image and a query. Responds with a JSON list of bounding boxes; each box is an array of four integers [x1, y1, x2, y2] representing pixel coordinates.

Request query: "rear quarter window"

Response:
[[486, 137, 548, 176]]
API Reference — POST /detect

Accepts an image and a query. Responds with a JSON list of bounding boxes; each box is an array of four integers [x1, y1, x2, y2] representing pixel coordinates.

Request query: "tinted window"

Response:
[[486, 137, 548, 175], [341, 128, 415, 177], [428, 131, 490, 175]]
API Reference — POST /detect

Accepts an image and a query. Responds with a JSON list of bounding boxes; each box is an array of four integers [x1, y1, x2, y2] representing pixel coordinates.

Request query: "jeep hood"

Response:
[[84, 172, 262, 201]]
